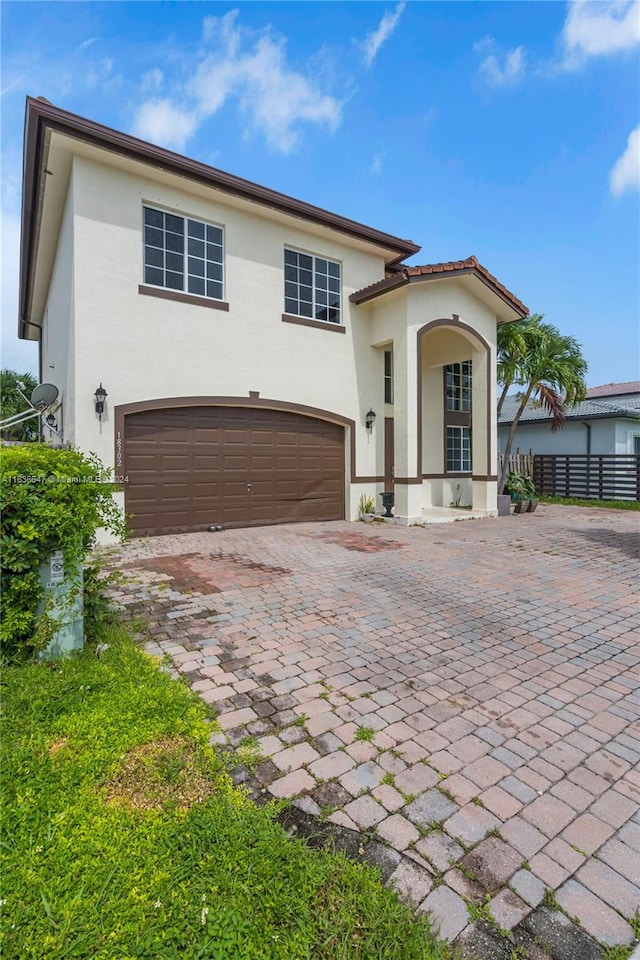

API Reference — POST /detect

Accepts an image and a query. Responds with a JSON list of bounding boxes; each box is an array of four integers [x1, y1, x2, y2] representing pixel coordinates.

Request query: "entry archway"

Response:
[[417, 318, 495, 509]]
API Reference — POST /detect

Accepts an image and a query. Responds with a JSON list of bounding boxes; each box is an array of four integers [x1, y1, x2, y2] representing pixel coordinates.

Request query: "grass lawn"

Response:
[[538, 496, 639, 510], [1, 627, 448, 960]]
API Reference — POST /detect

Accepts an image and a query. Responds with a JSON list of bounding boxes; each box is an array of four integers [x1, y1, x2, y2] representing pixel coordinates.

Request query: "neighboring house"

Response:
[[18, 97, 528, 536], [498, 382, 640, 457]]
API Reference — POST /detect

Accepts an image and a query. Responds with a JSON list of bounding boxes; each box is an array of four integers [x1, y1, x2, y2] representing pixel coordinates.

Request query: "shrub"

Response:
[[0, 445, 125, 659], [83, 561, 123, 639], [358, 492, 376, 516], [506, 470, 536, 501]]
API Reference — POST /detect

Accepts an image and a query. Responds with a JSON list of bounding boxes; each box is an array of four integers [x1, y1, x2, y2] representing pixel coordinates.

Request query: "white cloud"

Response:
[[202, 9, 242, 50], [610, 125, 640, 197], [473, 36, 493, 55], [477, 45, 526, 89], [227, 35, 340, 152], [370, 151, 384, 175], [475, 3, 639, 87], [132, 99, 198, 151], [141, 68, 163, 93], [76, 37, 98, 54], [358, 3, 406, 68], [85, 56, 119, 91], [133, 11, 342, 154], [1, 77, 23, 96], [563, 0, 640, 62]]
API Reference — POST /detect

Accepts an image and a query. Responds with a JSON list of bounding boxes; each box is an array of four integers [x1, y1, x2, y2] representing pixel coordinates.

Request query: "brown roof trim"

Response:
[[19, 97, 421, 338], [347, 272, 410, 304], [350, 255, 528, 318]]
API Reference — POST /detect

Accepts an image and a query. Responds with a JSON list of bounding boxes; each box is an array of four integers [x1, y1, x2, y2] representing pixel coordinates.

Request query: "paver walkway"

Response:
[[103, 506, 640, 958]]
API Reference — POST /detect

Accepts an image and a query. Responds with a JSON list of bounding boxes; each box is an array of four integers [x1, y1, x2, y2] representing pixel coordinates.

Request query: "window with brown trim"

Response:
[[444, 361, 472, 472], [284, 248, 341, 325], [384, 349, 394, 404], [446, 360, 471, 412], [143, 206, 224, 301], [447, 425, 471, 472]]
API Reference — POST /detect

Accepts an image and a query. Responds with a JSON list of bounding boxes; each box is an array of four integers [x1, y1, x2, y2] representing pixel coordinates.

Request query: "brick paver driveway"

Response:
[[105, 505, 640, 958]]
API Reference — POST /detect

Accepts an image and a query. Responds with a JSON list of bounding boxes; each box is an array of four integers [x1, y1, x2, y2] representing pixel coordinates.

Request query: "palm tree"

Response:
[[497, 314, 543, 418], [498, 322, 588, 493]]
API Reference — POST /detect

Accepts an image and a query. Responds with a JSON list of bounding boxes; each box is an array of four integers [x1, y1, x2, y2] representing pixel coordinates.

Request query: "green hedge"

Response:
[[0, 445, 125, 660]]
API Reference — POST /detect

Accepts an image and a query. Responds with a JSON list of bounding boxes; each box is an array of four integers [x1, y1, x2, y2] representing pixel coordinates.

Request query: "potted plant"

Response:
[[358, 492, 376, 521], [506, 471, 538, 513]]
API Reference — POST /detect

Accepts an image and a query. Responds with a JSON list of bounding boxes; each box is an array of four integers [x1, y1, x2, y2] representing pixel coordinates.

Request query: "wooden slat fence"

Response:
[[498, 450, 534, 478], [534, 454, 640, 501]]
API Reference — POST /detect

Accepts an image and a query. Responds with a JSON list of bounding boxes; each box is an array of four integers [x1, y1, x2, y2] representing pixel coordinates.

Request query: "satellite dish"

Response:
[[31, 383, 59, 411]]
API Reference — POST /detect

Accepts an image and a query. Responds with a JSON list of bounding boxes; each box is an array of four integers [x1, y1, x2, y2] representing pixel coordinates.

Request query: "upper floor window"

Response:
[[284, 249, 341, 325], [446, 360, 472, 412], [384, 350, 394, 404], [143, 206, 224, 301]]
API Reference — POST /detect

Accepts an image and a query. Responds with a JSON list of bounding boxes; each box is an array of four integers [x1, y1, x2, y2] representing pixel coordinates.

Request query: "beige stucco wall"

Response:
[[42, 176, 76, 447], [62, 155, 393, 514]]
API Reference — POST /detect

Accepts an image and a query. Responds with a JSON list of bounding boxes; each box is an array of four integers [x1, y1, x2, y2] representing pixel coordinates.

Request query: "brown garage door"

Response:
[[124, 406, 345, 535]]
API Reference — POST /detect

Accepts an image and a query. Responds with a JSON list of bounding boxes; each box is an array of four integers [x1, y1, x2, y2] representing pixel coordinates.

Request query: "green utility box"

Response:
[[37, 549, 84, 659]]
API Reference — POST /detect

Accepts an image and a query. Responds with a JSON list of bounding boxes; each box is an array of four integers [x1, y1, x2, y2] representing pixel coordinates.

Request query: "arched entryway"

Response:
[[418, 318, 495, 511]]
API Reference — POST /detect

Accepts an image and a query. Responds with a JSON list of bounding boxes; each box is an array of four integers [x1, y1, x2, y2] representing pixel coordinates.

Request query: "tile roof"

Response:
[[498, 394, 640, 425], [348, 273, 408, 302], [350, 255, 528, 317], [586, 381, 640, 398]]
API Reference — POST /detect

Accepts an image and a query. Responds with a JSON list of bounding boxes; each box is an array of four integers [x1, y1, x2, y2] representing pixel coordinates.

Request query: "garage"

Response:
[[123, 405, 345, 535]]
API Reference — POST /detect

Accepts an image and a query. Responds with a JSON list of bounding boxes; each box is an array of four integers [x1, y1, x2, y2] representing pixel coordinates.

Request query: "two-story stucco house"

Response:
[[19, 97, 528, 536]]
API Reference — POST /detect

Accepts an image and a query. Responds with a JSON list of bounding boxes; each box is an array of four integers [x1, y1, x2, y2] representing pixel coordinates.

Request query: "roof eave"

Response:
[[19, 100, 48, 340], [351, 266, 528, 318], [349, 274, 410, 304], [19, 96, 421, 338], [499, 411, 640, 426]]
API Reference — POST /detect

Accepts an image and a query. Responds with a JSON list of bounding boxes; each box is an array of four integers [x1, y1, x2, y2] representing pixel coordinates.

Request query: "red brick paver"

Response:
[[104, 505, 640, 952], [556, 880, 635, 946]]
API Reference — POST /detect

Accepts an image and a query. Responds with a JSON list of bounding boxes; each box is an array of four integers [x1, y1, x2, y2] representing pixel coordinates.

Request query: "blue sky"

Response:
[[1, 1, 639, 387]]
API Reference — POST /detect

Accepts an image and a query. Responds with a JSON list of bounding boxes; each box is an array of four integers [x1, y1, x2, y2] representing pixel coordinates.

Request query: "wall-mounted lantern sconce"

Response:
[[94, 383, 108, 420], [45, 413, 57, 430], [365, 408, 377, 432]]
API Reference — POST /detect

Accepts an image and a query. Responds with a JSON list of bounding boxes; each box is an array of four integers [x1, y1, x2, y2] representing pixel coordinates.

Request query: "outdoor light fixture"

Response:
[[365, 408, 376, 432], [94, 383, 107, 419], [45, 413, 57, 430]]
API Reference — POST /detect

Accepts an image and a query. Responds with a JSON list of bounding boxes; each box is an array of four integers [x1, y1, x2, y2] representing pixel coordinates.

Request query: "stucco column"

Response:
[[393, 329, 423, 522], [471, 343, 497, 513]]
